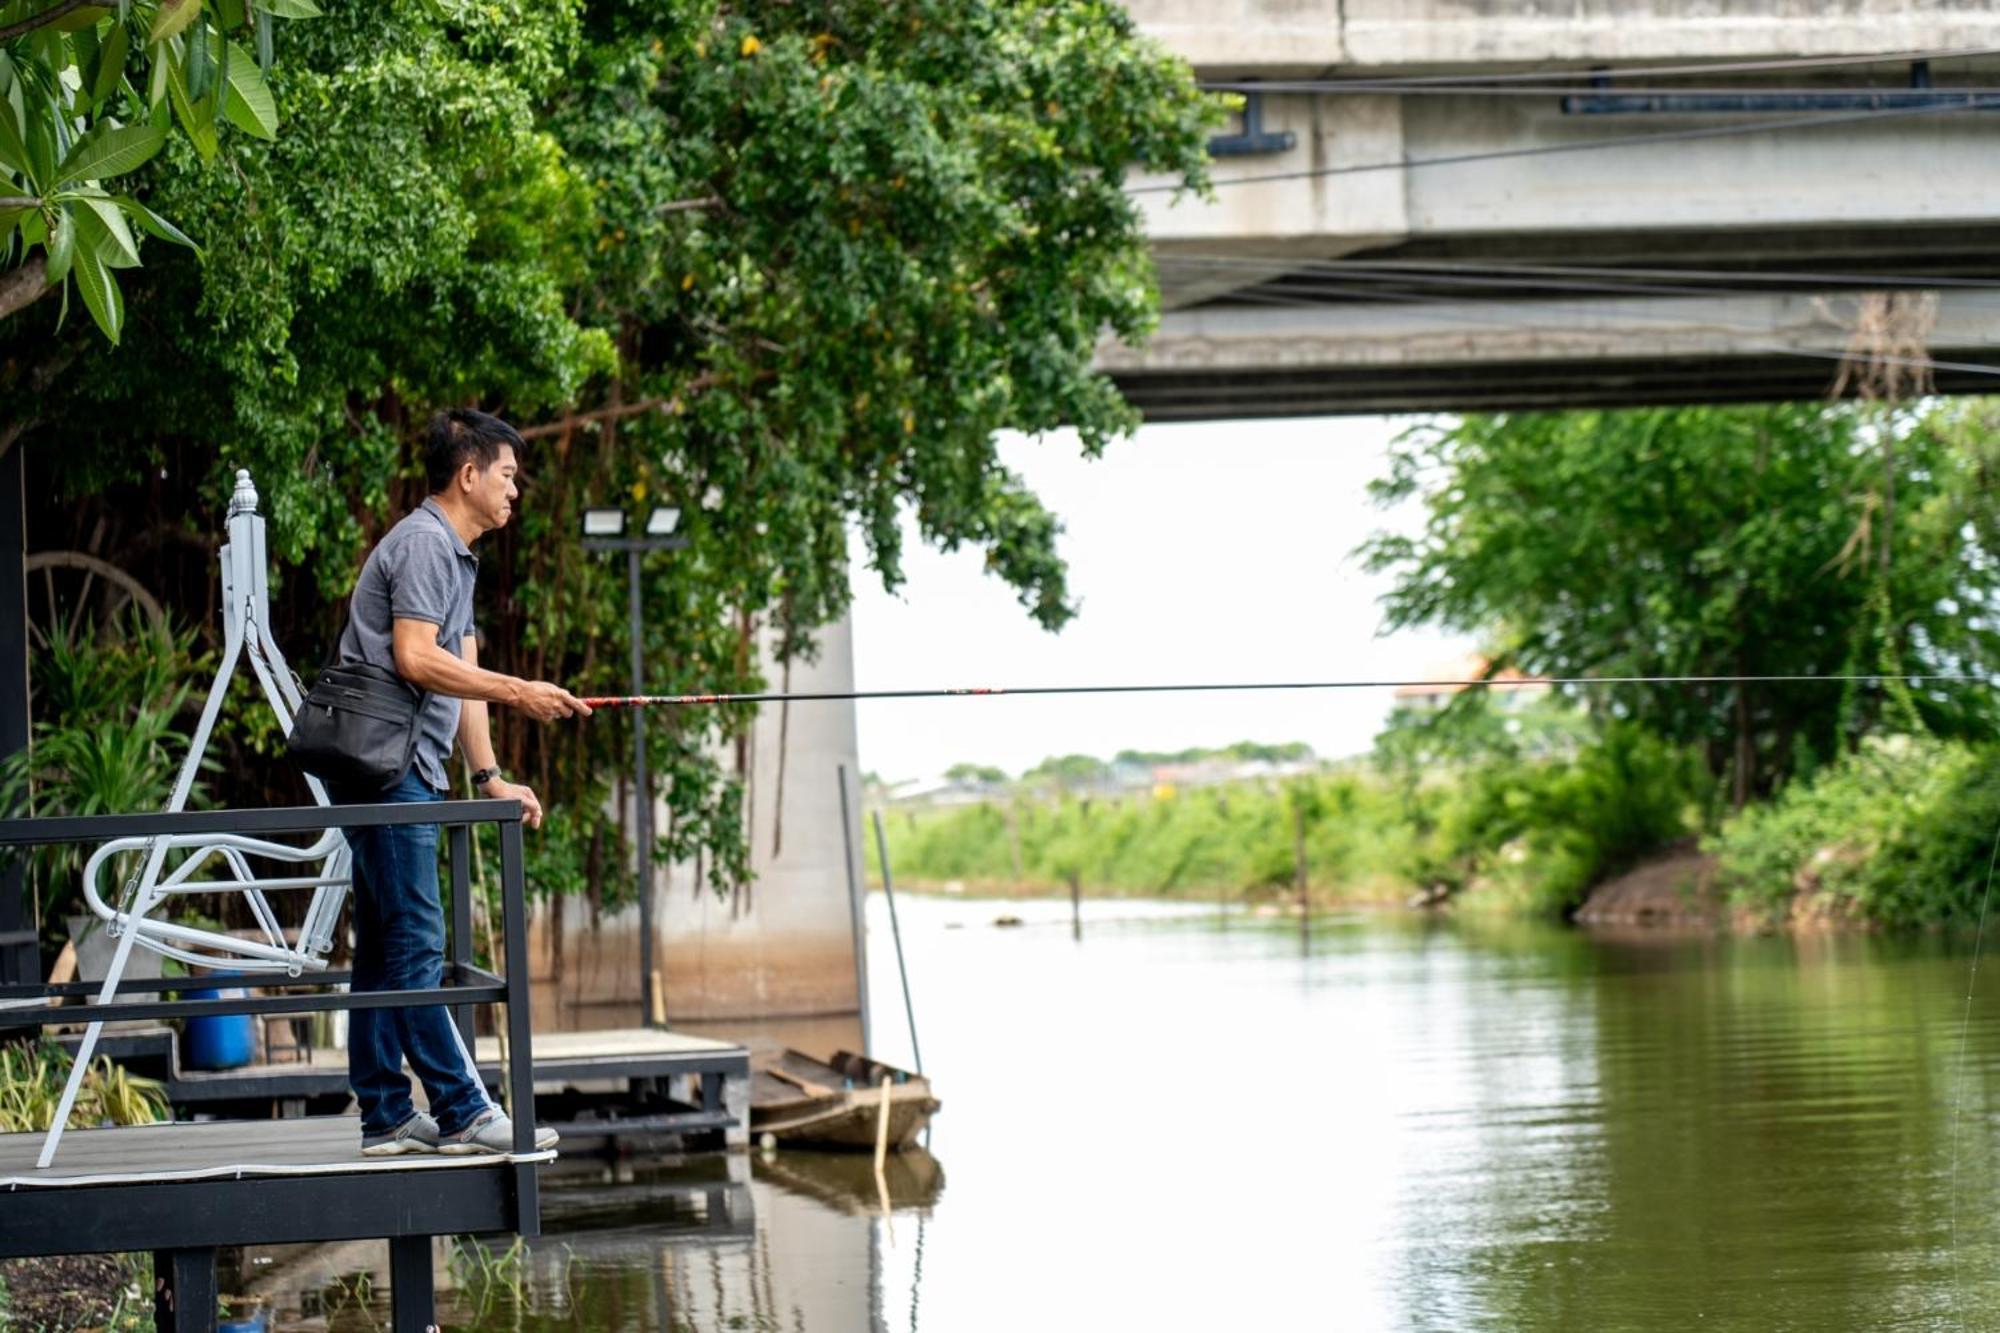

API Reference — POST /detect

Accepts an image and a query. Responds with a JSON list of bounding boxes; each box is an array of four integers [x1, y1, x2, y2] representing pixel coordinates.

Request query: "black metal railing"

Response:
[[0, 800, 541, 1161]]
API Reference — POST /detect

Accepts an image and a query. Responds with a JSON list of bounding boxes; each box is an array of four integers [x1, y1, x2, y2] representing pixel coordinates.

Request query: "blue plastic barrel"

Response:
[[183, 972, 255, 1070]]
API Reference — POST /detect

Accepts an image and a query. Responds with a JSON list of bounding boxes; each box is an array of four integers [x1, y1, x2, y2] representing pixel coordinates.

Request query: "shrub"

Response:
[[1710, 736, 2000, 926]]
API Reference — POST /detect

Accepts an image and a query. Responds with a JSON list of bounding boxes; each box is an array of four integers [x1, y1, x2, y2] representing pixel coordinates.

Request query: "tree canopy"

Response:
[[2, 0, 1222, 900], [1, 0, 318, 343], [1359, 402, 2000, 803]]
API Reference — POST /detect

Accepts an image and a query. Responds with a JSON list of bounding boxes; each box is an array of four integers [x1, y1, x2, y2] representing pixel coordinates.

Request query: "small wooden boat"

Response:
[[757, 1145, 945, 1214], [750, 1049, 940, 1151]]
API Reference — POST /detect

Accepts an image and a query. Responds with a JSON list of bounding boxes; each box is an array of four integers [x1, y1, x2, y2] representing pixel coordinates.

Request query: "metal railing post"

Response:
[[448, 822, 475, 1048], [499, 812, 540, 1233]]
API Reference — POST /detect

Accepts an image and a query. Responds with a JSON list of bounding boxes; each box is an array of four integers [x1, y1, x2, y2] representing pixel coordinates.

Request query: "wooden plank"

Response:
[[474, 1027, 740, 1060], [0, 1116, 550, 1189]]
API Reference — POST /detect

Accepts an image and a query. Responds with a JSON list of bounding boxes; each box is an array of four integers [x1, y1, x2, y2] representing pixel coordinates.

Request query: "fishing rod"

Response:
[[577, 671, 1987, 709]]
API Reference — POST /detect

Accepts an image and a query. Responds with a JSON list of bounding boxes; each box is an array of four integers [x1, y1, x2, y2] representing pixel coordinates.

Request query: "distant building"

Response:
[[1392, 653, 1550, 713]]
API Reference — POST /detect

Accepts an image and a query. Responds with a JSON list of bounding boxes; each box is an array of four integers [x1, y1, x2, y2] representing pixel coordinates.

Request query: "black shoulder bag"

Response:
[[286, 662, 428, 791]]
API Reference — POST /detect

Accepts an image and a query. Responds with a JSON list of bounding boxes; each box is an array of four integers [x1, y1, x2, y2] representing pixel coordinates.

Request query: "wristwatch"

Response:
[[471, 766, 504, 789]]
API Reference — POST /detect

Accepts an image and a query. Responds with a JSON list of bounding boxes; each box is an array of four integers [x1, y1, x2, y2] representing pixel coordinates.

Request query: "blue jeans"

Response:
[[338, 769, 493, 1136]]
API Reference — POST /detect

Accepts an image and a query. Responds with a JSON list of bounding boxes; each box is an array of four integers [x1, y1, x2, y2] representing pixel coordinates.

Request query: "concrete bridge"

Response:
[[1111, 1, 2000, 417]]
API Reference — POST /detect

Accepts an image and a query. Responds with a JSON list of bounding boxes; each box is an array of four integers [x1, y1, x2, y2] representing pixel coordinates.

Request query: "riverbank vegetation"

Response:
[[879, 399, 2000, 927], [870, 713, 1710, 915]]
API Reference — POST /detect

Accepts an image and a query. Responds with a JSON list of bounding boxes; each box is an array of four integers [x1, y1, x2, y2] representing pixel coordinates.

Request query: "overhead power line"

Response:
[[1128, 97, 2000, 194], [1157, 253, 2000, 293], [1194, 44, 2000, 91], [1196, 83, 2000, 98], [1185, 282, 2000, 381]]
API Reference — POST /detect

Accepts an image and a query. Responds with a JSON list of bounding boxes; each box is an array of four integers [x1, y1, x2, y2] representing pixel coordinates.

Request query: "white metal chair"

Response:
[[40, 470, 350, 1167]]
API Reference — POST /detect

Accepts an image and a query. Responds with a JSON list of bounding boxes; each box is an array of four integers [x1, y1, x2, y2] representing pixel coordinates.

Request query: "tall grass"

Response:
[[869, 725, 1711, 917]]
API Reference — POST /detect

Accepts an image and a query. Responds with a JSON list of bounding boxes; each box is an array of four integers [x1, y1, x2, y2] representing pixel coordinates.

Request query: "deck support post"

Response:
[[388, 1234, 437, 1333], [153, 1247, 217, 1333]]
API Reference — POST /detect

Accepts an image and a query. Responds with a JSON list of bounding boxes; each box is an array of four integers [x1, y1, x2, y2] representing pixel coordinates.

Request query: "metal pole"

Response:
[[630, 545, 657, 1028], [500, 814, 542, 1235], [838, 765, 872, 1056], [870, 809, 921, 1075], [0, 449, 29, 989], [448, 822, 475, 1048]]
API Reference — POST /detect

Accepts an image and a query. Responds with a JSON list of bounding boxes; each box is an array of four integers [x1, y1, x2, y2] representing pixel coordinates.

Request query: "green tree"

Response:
[[1359, 403, 2000, 805], [1, 0, 316, 344], [5, 0, 1221, 900], [944, 762, 1008, 786]]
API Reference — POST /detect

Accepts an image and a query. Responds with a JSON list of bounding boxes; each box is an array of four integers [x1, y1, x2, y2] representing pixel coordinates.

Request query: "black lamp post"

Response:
[[582, 504, 686, 1028]]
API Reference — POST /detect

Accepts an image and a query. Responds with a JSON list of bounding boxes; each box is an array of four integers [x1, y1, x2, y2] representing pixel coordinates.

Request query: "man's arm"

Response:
[[456, 633, 546, 827], [391, 619, 590, 721]]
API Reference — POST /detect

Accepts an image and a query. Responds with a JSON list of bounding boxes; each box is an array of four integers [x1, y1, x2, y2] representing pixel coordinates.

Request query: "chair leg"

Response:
[[37, 890, 154, 1168]]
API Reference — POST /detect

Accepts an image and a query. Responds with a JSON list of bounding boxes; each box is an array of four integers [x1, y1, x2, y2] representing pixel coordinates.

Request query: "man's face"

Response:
[[464, 443, 520, 534]]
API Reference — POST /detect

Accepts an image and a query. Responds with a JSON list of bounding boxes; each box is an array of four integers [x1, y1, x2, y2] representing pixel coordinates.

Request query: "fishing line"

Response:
[[1948, 810, 2000, 1327], [578, 672, 1984, 709]]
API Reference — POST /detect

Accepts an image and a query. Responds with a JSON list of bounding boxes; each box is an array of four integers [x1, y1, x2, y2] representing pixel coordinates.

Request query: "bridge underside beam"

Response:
[[1101, 290, 2000, 421]]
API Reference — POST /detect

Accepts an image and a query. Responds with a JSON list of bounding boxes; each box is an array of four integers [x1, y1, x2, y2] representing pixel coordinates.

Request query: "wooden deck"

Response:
[[0, 1116, 546, 1269], [0, 1116, 551, 1190]]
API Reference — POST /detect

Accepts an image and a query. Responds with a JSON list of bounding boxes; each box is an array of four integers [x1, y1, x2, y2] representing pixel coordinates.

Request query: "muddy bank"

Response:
[[1574, 842, 1720, 928]]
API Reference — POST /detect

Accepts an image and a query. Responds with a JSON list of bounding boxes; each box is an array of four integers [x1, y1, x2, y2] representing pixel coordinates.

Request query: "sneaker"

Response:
[[361, 1111, 440, 1156], [437, 1107, 559, 1155]]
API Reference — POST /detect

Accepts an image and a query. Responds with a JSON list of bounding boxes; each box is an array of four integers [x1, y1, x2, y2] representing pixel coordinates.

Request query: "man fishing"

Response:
[[332, 408, 592, 1156]]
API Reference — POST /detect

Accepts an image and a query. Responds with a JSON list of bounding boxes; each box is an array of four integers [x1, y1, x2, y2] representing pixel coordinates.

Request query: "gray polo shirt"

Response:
[[335, 498, 478, 791]]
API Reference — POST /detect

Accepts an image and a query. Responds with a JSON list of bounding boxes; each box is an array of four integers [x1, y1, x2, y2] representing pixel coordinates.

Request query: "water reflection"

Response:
[[246, 899, 2000, 1331]]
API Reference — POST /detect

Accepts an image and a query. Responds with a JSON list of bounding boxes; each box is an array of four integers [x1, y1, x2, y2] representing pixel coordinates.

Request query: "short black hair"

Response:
[[424, 409, 524, 494]]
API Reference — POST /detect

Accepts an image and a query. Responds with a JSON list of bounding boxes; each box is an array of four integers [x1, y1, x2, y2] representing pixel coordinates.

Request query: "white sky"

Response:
[[847, 415, 1475, 784]]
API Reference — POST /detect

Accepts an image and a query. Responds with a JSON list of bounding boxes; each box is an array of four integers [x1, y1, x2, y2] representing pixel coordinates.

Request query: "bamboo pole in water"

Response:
[[1294, 799, 1309, 951], [870, 809, 923, 1075]]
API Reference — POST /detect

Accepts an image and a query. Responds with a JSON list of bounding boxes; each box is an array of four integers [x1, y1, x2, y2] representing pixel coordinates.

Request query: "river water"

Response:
[[265, 894, 2000, 1331]]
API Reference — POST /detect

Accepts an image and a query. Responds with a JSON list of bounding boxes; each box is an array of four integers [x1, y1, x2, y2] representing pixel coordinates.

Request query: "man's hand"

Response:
[[514, 681, 592, 722], [482, 778, 545, 829]]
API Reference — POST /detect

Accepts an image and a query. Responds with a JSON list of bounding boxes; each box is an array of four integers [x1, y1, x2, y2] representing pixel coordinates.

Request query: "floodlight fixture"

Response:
[[645, 506, 682, 537], [582, 507, 626, 538]]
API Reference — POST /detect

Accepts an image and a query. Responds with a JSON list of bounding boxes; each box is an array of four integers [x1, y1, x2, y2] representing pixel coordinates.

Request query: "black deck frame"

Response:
[[0, 799, 542, 1333]]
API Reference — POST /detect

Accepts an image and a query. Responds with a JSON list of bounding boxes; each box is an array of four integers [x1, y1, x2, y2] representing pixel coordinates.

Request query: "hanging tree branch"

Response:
[[514, 371, 732, 440], [0, 0, 91, 44]]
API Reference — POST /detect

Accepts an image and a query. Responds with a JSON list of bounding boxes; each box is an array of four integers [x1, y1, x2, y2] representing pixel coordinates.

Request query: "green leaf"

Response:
[[253, 9, 270, 69], [220, 40, 275, 138], [254, 0, 320, 17], [44, 204, 75, 285], [165, 56, 216, 161], [90, 23, 128, 107], [75, 193, 141, 267], [149, 0, 202, 45], [147, 42, 169, 106], [49, 5, 111, 31], [184, 20, 212, 100], [218, 0, 243, 28], [54, 122, 165, 186], [0, 101, 31, 183], [110, 192, 197, 251], [72, 24, 101, 103], [0, 203, 30, 237], [71, 242, 122, 343]]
